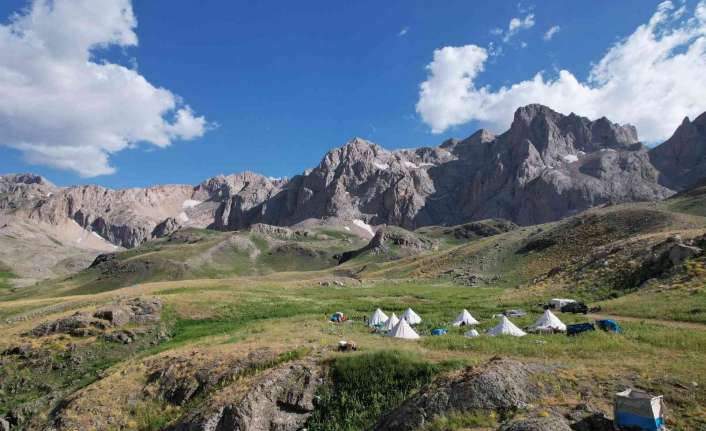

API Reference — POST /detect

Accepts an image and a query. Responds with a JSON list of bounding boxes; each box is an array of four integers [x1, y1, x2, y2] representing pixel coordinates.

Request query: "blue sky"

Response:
[[0, 0, 700, 188]]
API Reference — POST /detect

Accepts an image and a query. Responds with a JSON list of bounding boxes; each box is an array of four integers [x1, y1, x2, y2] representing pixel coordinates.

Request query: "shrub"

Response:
[[307, 350, 438, 431]]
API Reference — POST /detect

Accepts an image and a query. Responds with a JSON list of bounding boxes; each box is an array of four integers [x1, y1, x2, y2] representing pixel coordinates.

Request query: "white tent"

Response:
[[387, 318, 420, 340], [452, 309, 479, 326], [530, 309, 566, 332], [487, 316, 527, 337], [402, 308, 422, 325], [464, 329, 480, 338], [382, 313, 400, 331], [369, 308, 388, 327]]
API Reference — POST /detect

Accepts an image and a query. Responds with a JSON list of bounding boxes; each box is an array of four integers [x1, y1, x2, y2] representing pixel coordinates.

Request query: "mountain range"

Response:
[[1, 104, 705, 282]]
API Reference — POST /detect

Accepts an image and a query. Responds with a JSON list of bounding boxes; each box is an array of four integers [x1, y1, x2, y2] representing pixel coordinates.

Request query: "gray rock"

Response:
[[29, 312, 110, 337], [668, 243, 702, 266], [0, 417, 9, 431], [650, 111, 706, 190], [167, 359, 321, 431], [373, 358, 544, 431]]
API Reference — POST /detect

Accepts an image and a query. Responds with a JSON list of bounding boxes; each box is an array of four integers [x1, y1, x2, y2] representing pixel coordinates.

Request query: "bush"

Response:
[[307, 350, 438, 431]]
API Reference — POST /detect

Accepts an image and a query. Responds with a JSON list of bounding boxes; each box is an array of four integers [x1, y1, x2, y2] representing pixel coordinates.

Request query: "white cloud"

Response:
[[543, 25, 561, 41], [0, 0, 207, 177], [502, 13, 535, 43], [416, 1, 706, 143], [398, 26, 409, 36]]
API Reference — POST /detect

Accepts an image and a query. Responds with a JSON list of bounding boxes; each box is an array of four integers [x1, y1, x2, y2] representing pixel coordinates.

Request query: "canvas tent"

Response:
[[381, 313, 399, 331], [464, 329, 480, 338], [614, 389, 666, 431], [550, 298, 576, 309], [529, 309, 566, 332], [369, 308, 389, 327], [402, 308, 422, 325], [387, 318, 420, 339], [487, 316, 527, 337], [452, 309, 479, 326]]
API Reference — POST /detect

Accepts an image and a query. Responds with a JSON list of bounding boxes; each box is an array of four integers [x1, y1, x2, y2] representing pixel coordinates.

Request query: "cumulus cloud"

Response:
[[416, 1, 706, 143], [543, 25, 561, 41], [0, 0, 207, 176]]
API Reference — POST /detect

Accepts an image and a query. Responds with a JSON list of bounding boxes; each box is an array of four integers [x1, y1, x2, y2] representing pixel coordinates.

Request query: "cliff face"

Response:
[[649, 111, 706, 190], [4, 104, 702, 249]]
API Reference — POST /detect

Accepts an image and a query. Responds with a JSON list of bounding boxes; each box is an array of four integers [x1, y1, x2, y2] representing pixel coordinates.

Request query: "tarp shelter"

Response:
[[550, 298, 576, 309], [567, 322, 595, 336], [402, 308, 422, 325], [431, 328, 447, 336], [369, 308, 388, 327], [382, 313, 399, 331], [452, 309, 479, 326], [464, 329, 480, 338], [529, 309, 567, 332], [596, 319, 622, 333], [487, 316, 527, 337], [387, 317, 420, 339], [614, 389, 666, 431], [330, 312, 347, 323]]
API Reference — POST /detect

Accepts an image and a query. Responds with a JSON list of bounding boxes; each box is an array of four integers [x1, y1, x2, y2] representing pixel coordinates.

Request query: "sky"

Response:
[[0, 0, 705, 188]]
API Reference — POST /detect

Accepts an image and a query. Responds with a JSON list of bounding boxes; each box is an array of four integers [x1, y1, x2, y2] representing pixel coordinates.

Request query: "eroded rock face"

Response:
[[167, 360, 321, 431], [6, 104, 705, 251], [337, 226, 438, 264], [650, 111, 706, 190], [373, 358, 544, 431], [29, 298, 162, 337]]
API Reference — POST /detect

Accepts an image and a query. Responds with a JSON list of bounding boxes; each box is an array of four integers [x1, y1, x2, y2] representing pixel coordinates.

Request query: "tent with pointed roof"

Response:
[[529, 309, 566, 332], [382, 313, 399, 331], [452, 309, 479, 326], [487, 316, 527, 337], [387, 318, 420, 339], [402, 308, 422, 325], [464, 329, 480, 338], [369, 308, 388, 327]]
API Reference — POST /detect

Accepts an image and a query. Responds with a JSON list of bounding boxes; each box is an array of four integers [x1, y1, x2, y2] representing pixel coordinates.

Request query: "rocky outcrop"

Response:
[[650, 111, 706, 190], [373, 358, 544, 431], [167, 360, 322, 431], [337, 226, 437, 264], [28, 298, 162, 337]]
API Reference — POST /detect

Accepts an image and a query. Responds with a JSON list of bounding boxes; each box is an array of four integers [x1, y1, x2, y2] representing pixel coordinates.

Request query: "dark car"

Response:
[[561, 302, 589, 314]]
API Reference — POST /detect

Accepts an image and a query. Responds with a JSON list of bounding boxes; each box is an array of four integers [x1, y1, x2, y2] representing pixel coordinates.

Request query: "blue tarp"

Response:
[[431, 328, 448, 336], [596, 319, 622, 333], [567, 322, 595, 336]]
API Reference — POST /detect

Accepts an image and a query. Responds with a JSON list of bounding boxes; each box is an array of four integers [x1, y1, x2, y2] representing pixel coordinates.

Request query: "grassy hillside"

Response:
[[2, 200, 706, 429]]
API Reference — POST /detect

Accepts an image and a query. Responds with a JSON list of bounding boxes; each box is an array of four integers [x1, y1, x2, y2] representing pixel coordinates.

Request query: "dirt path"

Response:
[[586, 313, 706, 331]]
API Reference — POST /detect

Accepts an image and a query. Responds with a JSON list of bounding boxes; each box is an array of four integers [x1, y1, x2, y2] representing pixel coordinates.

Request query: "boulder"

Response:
[[374, 358, 544, 431], [29, 312, 110, 337], [668, 243, 701, 266], [167, 360, 321, 431]]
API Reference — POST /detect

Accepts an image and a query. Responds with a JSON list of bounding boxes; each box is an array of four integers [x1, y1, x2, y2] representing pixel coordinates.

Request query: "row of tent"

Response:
[[369, 307, 569, 340]]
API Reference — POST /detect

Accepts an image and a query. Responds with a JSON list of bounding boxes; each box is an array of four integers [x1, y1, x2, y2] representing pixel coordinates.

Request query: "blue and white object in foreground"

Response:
[[614, 389, 666, 431]]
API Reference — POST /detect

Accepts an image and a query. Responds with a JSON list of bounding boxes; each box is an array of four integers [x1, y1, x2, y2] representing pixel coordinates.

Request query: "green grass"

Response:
[[307, 350, 440, 431], [0, 263, 15, 293]]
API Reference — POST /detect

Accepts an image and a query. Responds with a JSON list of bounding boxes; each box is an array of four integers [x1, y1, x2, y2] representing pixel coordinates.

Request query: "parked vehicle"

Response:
[[503, 309, 527, 317], [561, 302, 589, 314]]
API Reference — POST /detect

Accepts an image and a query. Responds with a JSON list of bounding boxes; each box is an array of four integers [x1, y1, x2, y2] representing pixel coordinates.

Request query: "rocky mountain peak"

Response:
[[649, 110, 706, 190]]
